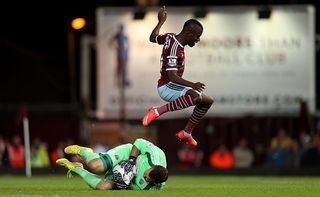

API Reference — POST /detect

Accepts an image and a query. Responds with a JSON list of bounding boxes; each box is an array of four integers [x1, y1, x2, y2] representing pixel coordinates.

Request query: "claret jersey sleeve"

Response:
[[155, 34, 168, 45]]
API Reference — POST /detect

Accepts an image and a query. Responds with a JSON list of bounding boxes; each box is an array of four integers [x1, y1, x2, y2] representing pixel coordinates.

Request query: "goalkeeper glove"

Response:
[[119, 156, 136, 173], [112, 170, 129, 190]]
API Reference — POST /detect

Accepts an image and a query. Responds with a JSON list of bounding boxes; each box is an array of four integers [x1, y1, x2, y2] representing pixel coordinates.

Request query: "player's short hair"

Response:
[[183, 19, 203, 31], [149, 165, 168, 184]]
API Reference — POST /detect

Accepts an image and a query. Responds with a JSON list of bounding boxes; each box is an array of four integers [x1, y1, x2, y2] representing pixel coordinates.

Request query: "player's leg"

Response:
[[184, 92, 213, 135], [100, 143, 133, 168], [142, 82, 199, 126], [187, 93, 213, 132], [56, 158, 111, 190], [95, 143, 133, 180], [64, 145, 104, 174], [177, 92, 214, 146], [96, 180, 115, 190]]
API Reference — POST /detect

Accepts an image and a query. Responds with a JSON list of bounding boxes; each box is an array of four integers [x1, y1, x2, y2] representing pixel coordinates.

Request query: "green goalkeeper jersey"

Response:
[[131, 138, 167, 190]]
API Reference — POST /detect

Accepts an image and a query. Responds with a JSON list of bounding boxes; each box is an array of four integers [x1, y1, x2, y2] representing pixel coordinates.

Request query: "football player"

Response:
[[56, 138, 168, 190], [142, 6, 214, 147]]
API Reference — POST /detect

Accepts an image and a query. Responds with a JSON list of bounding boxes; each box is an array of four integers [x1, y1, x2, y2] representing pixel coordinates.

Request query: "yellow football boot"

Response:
[[64, 145, 93, 155], [56, 158, 83, 170]]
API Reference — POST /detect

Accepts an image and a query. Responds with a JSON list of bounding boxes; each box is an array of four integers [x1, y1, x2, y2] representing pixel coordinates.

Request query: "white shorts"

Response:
[[157, 82, 202, 102]]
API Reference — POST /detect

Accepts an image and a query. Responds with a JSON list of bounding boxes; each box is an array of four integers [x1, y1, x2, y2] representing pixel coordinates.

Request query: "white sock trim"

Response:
[[154, 108, 160, 116], [183, 131, 191, 137]]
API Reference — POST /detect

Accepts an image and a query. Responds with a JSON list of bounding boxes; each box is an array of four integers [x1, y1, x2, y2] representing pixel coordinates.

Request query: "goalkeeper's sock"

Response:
[[80, 149, 100, 164], [73, 167, 101, 189]]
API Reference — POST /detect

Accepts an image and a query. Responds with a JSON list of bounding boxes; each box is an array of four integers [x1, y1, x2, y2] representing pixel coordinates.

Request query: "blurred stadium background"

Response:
[[1, 0, 320, 178]]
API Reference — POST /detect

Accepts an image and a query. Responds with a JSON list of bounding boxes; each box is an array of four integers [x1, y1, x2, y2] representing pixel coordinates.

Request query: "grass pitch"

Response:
[[0, 175, 320, 197]]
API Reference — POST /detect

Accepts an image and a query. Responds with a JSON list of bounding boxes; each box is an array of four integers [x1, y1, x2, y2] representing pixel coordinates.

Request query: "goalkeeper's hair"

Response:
[[149, 165, 168, 184]]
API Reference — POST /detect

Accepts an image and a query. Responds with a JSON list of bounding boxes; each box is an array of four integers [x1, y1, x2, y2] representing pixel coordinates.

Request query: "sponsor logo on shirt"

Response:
[[139, 179, 145, 184], [168, 58, 176, 66], [115, 155, 120, 160]]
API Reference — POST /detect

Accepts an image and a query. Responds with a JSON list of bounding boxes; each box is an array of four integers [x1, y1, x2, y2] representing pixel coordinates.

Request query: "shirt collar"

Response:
[[173, 35, 184, 48]]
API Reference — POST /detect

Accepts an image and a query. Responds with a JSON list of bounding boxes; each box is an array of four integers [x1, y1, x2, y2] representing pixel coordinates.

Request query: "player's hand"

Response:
[[119, 159, 136, 174], [192, 82, 206, 92], [158, 6, 167, 23], [112, 170, 129, 190]]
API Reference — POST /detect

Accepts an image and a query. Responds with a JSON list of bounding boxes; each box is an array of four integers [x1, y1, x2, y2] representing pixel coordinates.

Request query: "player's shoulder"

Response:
[[166, 33, 176, 38], [134, 138, 155, 147], [159, 33, 175, 38], [166, 33, 175, 36]]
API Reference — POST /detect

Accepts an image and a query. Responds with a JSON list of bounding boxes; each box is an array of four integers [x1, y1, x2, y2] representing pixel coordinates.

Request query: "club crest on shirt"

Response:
[[114, 155, 120, 160], [139, 178, 145, 184]]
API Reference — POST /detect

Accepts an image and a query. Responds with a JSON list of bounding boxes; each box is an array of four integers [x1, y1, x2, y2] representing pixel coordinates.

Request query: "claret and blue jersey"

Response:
[[156, 33, 186, 87]]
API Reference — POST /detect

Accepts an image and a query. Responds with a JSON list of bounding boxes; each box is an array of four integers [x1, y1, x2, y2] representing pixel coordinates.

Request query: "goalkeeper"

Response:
[[56, 138, 168, 190]]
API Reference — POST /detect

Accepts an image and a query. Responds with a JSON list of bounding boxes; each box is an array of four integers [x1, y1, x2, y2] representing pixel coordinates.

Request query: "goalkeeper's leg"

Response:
[[64, 145, 97, 163], [64, 145, 104, 174], [73, 166, 114, 190], [56, 158, 113, 190]]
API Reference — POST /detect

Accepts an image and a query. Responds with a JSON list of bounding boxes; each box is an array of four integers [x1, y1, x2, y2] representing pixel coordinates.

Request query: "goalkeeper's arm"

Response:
[[130, 138, 158, 160], [117, 143, 140, 175], [120, 138, 153, 174], [128, 144, 140, 162]]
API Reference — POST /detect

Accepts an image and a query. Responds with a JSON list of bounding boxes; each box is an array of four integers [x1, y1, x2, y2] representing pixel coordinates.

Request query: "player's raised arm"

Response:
[[149, 6, 167, 43]]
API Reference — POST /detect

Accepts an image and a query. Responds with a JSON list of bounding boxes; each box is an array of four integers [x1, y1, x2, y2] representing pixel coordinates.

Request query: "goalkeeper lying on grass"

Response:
[[56, 138, 168, 190]]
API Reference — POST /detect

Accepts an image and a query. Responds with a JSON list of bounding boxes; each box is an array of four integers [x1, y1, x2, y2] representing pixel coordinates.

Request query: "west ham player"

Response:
[[142, 6, 214, 147], [56, 138, 168, 190]]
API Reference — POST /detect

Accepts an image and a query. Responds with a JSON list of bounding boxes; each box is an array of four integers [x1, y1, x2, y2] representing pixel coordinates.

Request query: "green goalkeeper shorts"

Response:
[[98, 143, 133, 178]]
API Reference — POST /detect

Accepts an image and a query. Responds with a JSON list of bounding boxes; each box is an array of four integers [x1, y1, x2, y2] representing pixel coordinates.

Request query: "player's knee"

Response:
[[201, 95, 214, 107], [208, 96, 214, 105], [88, 159, 104, 174], [192, 95, 201, 104]]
